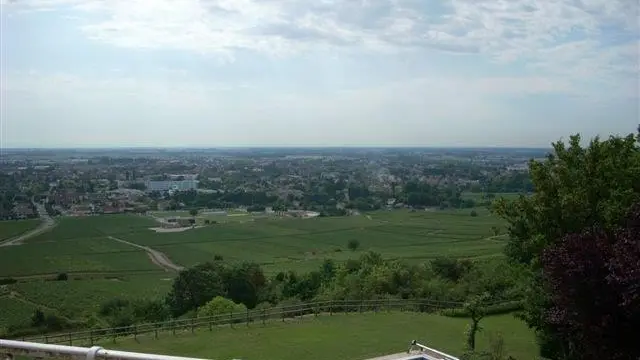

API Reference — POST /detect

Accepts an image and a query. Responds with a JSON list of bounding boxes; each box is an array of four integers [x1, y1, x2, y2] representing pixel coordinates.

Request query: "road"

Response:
[[107, 236, 184, 272], [0, 202, 56, 247]]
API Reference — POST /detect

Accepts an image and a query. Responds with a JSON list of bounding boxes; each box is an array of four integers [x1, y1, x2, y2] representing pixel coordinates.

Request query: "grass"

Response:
[[0, 219, 41, 241], [103, 312, 537, 360]]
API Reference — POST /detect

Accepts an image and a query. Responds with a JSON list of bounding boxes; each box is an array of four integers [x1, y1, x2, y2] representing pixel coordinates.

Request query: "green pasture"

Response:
[[0, 297, 40, 329], [105, 312, 536, 360], [0, 219, 41, 241]]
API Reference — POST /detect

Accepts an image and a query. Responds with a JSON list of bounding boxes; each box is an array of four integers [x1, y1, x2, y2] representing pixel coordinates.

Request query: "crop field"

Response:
[[104, 312, 536, 360], [7, 274, 172, 318], [0, 219, 41, 241], [0, 297, 40, 329], [0, 209, 509, 329], [119, 207, 508, 273]]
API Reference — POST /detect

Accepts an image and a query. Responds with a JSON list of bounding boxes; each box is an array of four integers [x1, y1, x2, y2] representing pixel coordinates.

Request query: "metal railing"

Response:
[[0, 339, 211, 360], [408, 340, 459, 360]]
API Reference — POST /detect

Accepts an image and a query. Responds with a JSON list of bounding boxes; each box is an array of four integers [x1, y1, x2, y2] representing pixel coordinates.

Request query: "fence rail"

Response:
[[16, 298, 507, 347], [0, 339, 212, 360]]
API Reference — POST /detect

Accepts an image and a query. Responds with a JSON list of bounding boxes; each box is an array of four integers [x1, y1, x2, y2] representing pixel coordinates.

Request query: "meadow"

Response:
[[103, 312, 537, 360], [0, 219, 41, 242], [0, 206, 510, 331]]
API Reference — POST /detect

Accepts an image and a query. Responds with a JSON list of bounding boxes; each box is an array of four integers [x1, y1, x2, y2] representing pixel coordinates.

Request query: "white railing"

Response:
[[0, 339, 212, 360]]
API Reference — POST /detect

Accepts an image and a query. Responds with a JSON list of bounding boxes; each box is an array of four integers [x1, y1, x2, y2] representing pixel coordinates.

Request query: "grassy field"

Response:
[[0, 208, 510, 330], [104, 312, 537, 360], [122, 207, 507, 273], [0, 297, 40, 329], [0, 219, 41, 241]]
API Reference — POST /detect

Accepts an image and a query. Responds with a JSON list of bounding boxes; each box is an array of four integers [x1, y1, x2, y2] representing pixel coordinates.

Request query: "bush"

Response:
[[197, 296, 247, 319], [440, 300, 523, 318], [0, 278, 17, 285], [56, 273, 68, 281], [470, 210, 478, 217], [347, 239, 360, 251]]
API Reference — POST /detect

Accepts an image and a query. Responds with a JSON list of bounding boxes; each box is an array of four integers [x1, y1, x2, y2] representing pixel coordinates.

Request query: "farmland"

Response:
[[0, 219, 41, 242], [104, 312, 537, 360], [0, 207, 509, 331]]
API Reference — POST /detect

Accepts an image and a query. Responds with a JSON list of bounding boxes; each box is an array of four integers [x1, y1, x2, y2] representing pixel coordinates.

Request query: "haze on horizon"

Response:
[[1, 0, 638, 149]]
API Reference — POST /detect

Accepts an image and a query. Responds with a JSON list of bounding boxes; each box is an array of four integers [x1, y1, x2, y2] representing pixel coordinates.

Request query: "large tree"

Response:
[[493, 129, 640, 359], [541, 203, 640, 360]]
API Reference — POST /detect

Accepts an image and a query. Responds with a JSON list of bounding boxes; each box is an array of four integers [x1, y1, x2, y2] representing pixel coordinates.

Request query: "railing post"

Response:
[[209, 317, 213, 332], [246, 308, 250, 327], [191, 317, 195, 334], [133, 325, 137, 340], [262, 308, 266, 325], [230, 311, 234, 328], [68, 333, 72, 346], [89, 330, 93, 346], [329, 300, 333, 316], [155, 325, 159, 339], [172, 320, 176, 336]]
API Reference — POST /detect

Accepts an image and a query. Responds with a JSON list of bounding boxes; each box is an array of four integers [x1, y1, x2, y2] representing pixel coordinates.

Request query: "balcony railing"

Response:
[[0, 339, 211, 360]]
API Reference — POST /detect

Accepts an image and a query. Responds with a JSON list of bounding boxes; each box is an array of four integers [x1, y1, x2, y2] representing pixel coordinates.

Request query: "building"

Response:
[[145, 180, 198, 192]]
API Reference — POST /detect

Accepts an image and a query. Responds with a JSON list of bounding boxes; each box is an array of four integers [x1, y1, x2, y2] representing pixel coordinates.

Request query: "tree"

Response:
[[189, 208, 199, 217], [490, 226, 500, 237], [347, 239, 360, 251], [197, 296, 247, 318], [31, 309, 45, 327], [165, 262, 226, 317], [469, 210, 478, 217], [464, 292, 490, 351], [540, 202, 640, 360], [492, 130, 640, 359]]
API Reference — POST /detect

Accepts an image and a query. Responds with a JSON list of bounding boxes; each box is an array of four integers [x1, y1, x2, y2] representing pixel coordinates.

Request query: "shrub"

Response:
[[197, 296, 247, 319], [0, 278, 17, 285], [440, 300, 524, 318], [470, 210, 478, 217], [347, 239, 360, 251], [56, 273, 68, 281]]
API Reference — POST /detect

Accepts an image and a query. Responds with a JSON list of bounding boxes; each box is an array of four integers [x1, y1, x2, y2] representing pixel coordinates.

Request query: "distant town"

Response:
[[0, 147, 541, 221]]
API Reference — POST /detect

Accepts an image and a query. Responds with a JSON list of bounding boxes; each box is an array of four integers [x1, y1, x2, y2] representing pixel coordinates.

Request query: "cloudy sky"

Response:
[[1, 0, 638, 148]]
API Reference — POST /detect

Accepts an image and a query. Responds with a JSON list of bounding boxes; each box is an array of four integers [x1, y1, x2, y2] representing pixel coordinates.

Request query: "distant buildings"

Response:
[[145, 179, 198, 192]]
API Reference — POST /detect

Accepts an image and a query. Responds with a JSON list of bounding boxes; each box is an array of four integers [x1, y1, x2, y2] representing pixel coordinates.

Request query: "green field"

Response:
[[104, 312, 537, 360], [0, 209, 509, 330], [0, 219, 41, 241], [0, 297, 41, 329], [8, 274, 172, 318], [121, 208, 507, 274]]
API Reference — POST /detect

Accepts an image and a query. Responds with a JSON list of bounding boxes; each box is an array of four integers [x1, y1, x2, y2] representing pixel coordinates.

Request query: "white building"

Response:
[[145, 180, 198, 192]]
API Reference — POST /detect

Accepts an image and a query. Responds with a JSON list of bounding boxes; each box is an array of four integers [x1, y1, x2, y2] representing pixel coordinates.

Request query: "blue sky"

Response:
[[1, 0, 638, 148]]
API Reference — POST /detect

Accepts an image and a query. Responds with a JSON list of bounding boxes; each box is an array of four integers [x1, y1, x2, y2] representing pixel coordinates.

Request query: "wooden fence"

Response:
[[21, 298, 502, 346]]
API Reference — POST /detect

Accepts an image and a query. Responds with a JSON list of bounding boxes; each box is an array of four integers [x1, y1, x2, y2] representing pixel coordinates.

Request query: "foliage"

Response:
[[56, 273, 68, 281], [165, 262, 226, 317], [430, 257, 473, 282], [347, 239, 360, 251], [492, 130, 640, 359], [464, 292, 491, 351], [197, 296, 247, 318], [540, 202, 640, 360]]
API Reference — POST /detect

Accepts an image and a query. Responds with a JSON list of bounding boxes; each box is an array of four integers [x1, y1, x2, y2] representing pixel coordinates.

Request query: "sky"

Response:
[[0, 0, 638, 148]]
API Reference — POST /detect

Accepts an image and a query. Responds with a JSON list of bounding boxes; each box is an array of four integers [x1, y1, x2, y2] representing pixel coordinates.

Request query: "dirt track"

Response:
[[0, 203, 56, 248], [107, 236, 184, 272]]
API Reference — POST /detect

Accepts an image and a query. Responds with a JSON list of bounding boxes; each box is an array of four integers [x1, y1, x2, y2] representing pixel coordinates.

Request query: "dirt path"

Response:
[[0, 203, 56, 247], [107, 236, 184, 272]]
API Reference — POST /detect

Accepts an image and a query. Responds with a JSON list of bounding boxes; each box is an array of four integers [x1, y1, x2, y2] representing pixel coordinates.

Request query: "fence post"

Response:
[[155, 325, 159, 339], [191, 317, 195, 333], [230, 311, 234, 328], [359, 298, 363, 313], [133, 325, 137, 340], [262, 308, 266, 325], [44, 335, 48, 344], [246, 308, 250, 327], [89, 330, 93, 346], [329, 300, 333, 316], [172, 320, 176, 336], [314, 302, 318, 317], [68, 333, 72, 346], [209, 317, 213, 332]]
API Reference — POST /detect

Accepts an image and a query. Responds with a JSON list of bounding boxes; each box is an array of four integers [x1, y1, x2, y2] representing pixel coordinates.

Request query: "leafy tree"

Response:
[[490, 226, 500, 237], [55, 273, 68, 281], [347, 239, 360, 251], [492, 130, 640, 359], [165, 262, 226, 317], [469, 210, 478, 217], [225, 262, 267, 309], [540, 202, 640, 360], [189, 208, 199, 217], [464, 292, 490, 351], [197, 296, 247, 318], [431, 257, 473, 282]]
